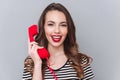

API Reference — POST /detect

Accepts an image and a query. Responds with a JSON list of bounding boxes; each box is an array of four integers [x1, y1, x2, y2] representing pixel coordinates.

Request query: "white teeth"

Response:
[[52, 36, 61, 39]]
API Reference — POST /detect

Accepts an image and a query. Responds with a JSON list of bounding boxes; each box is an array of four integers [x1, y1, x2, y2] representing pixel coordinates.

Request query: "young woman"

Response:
[[23, 3, 94, 80]]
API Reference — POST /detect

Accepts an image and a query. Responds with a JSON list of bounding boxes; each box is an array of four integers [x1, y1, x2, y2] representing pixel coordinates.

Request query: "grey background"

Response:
[[0, 0, 120, 80]]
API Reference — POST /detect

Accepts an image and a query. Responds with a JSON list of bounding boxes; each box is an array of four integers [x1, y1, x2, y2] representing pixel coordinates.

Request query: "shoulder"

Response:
[[82, 64, 95, 80], [22, 67, 32, 80], [78, 53, 92, 66], [79, 53, 95, 80]]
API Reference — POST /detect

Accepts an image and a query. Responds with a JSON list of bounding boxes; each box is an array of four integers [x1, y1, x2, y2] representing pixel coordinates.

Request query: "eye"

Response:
[[61, 24, 67, 27], [48, 23, 54, 26]]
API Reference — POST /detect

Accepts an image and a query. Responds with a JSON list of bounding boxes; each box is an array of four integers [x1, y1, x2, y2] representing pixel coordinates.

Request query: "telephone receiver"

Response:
[[28, 24, 49, 59], [28, 25, 57, 80]]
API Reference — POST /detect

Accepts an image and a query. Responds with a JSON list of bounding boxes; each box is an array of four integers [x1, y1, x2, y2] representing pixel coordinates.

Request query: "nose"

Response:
[[54, 26, 60, 34]]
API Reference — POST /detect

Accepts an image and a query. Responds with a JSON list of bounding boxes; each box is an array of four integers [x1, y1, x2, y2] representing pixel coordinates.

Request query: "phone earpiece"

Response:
[[28, 24, 49, 59], [28, 25, 38, 42]]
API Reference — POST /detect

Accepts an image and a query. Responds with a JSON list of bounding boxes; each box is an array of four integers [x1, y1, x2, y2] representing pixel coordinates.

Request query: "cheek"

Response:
[[63, 28, 68, 36], [44, 26, 51, 35]]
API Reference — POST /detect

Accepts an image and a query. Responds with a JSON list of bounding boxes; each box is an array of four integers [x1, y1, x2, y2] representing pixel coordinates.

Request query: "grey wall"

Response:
[[0, 0, 120, 80]]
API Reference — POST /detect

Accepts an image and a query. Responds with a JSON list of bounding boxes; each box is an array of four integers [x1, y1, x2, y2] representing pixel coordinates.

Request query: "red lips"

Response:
[[51, 35, 62, 42]]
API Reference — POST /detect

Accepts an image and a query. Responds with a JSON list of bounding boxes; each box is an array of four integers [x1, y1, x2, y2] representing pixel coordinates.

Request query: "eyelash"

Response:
[[48, 24, 53, 26], [47, 24, 67, 27], [61, 24, 67, 27]]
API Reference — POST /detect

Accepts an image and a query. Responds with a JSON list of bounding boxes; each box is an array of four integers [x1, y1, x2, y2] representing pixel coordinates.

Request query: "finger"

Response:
[[28, 38, 31, 55], [31, 44, 40, 54], [30, 41, 38, 45], [39, 45, 44, 48], [30, 45, 40, 60], [31, 44, 37, 52]]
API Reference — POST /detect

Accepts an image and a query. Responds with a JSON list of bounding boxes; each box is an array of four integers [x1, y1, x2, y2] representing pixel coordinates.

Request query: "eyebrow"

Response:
[[47, 21, 67, 24], [60, 21, 67, 24], [47, 21, 55, 24]]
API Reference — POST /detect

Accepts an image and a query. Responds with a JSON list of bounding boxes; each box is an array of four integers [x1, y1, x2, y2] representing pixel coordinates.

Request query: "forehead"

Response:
[[45, 10, 67, 22]]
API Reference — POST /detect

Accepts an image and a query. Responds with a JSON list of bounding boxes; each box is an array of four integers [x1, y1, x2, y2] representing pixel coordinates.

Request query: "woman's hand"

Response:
[[28, 39, 43, 65]]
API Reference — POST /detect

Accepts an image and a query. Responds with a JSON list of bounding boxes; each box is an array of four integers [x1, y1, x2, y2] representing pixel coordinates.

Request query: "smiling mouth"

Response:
[[51, 35, 62, 42]]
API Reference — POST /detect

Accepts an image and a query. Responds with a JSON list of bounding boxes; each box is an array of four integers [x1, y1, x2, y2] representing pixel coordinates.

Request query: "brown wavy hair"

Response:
[[24, 3, 91, 79]]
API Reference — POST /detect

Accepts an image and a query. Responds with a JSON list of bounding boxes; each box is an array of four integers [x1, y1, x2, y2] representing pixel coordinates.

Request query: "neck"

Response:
[[48, 44, 65, 57]]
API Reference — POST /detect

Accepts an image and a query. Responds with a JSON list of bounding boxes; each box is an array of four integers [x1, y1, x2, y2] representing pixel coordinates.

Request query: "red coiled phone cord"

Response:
[[47, 58, 58, 80]]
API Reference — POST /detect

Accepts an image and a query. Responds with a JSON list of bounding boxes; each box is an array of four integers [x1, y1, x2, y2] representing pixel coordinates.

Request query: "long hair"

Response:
[[24, 3, 91, 79]]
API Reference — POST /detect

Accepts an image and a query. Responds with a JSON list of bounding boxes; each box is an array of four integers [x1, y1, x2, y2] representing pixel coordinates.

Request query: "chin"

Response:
[[52, 43, 63, 47], [49, 41, 64, 48]]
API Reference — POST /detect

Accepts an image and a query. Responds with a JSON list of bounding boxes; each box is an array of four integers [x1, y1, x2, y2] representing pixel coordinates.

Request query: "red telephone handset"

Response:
[[28, 24, 58, 80], [28, 24, 49, 59]]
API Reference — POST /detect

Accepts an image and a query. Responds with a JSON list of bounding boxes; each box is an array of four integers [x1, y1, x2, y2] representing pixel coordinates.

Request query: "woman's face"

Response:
[[44, 10, 68, 47]]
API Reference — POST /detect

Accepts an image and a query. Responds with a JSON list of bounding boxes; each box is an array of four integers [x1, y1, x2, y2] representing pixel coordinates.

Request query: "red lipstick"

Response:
[[51, 35, 62, 42]]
